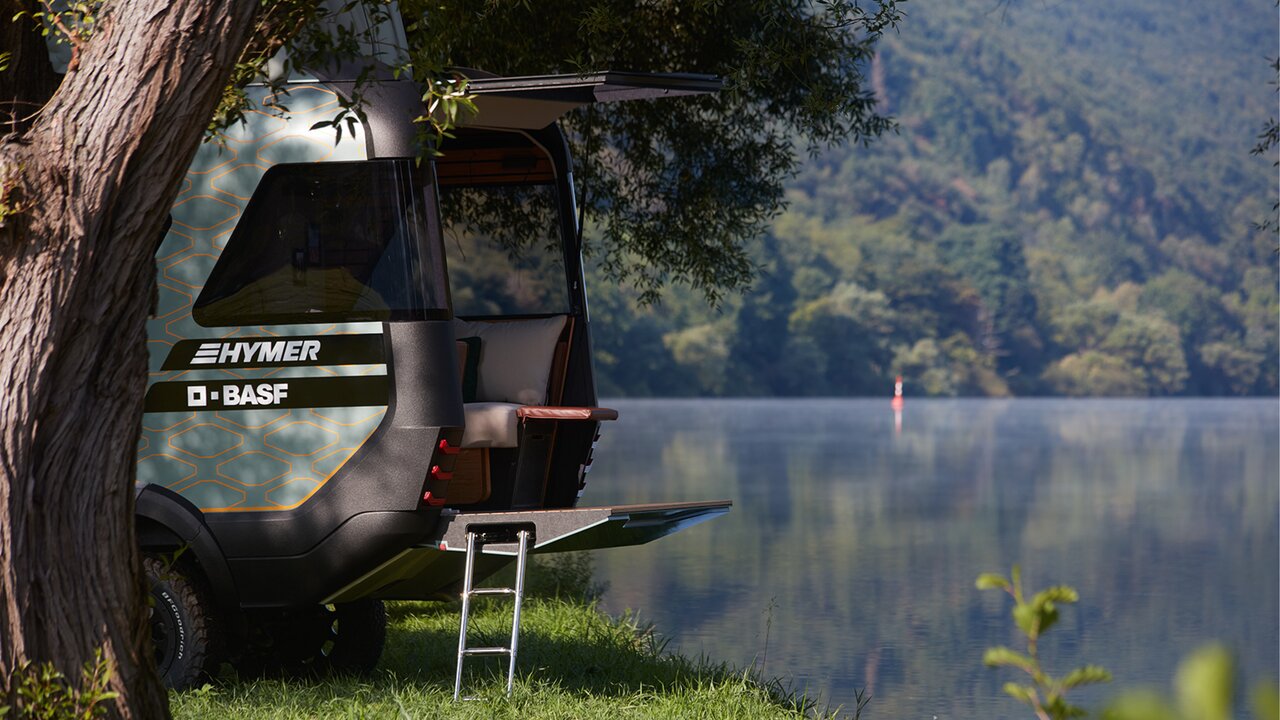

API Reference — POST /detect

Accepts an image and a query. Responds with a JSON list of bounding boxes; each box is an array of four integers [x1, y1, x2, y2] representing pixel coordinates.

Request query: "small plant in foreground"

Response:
[[1102, 644, 1280, 720], [977, 566, 1112, 720], [1, 648, 117, 720]]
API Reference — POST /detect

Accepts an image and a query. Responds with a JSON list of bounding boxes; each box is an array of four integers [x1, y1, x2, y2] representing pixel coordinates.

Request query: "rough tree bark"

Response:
[[0, 1, 256, 716]]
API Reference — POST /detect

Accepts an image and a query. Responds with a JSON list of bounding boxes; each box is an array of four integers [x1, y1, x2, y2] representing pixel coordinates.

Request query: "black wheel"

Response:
[[145, 555, 218, 690], [320, 599, 386, 674], [238, 599, 385, 678]]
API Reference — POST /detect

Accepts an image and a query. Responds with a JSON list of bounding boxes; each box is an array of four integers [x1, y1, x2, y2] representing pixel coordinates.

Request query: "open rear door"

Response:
[[460, 71, 722, 130]]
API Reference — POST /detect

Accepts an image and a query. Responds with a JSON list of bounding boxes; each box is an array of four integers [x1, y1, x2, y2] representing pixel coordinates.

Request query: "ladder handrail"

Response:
[[508, 528, 528, 690], [453, 528, 531, 701]]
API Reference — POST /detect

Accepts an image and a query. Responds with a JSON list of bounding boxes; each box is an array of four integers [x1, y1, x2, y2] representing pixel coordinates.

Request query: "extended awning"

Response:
[[462, 71, 722, 130]]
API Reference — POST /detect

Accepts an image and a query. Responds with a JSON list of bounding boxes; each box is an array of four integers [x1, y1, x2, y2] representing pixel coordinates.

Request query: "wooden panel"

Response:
[[435, 147, 555, 186], [448, 448, 490, 505], [547, 316, 574, 405], [516, 406, 618, 421]]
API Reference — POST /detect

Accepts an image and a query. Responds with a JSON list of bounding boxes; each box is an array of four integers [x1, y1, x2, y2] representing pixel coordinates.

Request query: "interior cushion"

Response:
[[455, 336, 481, 403], [453, 316, 567, 405], [460, 402, 522, 448]]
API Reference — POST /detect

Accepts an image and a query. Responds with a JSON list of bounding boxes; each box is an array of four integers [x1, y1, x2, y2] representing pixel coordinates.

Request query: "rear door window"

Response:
[[440, 183, 569, 317]]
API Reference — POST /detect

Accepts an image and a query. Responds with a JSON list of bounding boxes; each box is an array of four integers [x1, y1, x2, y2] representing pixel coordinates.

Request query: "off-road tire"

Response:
[[145, 555, 217, 690]]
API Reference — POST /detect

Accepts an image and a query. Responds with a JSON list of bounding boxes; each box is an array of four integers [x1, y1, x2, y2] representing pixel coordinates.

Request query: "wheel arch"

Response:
[[135, 484, 239, 612]]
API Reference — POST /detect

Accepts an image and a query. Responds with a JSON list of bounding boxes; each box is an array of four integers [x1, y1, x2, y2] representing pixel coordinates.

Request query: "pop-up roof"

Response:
[[462, 71, 722, 130]]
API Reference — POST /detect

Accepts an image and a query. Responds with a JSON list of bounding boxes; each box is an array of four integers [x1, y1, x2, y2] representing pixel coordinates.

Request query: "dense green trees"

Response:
[[589, 0, 1278, 397], [403, 0, 902, 304]]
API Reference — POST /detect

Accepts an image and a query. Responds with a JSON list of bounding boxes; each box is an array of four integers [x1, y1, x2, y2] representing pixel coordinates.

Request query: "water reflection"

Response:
[[586, 399, 1279, 718]]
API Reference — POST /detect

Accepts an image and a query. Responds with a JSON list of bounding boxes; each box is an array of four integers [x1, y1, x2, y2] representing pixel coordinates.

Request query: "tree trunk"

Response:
[[0, 1, 256, 716], [0, 0, 61, 134]]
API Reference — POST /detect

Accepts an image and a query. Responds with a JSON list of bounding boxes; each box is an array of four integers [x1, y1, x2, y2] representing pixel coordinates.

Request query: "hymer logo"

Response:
[[191, 339, 321, 366]]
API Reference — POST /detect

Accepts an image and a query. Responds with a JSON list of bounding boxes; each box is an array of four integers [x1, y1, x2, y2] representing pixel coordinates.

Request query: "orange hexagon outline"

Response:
[[217, 408, 293, 430], [310, 446, 356, 476], [168, 423, 245, 459], [264, 421, 340, 458], [136, 452, 198, 485], [184, 146, 239, 176], [309, 407, 387, 427], [141, 411, 196, 433], [157, 228, 195, 262], [222, 109, 290, 146], [202, 424, 377, 513], [209, 163, 270, 202], [163, 252, 218, 290], [262, 86, 340, 116], [255, 134, 336, 166], [264, 476, 323, 508], [216, 450, 292, 487], [152, 282, 193, 322], [179, 478, 248, 510], [169, 194, 242, 232]]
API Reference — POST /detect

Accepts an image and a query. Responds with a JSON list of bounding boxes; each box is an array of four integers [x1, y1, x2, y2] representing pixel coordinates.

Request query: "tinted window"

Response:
[[194, 160, 447, 326], [440, 184, 569, 316]]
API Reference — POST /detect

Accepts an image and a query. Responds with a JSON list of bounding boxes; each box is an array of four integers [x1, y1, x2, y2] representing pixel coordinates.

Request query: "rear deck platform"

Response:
[[324, 500, 731, 603]]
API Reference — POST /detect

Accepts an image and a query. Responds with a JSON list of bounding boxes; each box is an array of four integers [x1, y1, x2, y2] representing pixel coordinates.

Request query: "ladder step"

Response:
[[462, 646, 511, 656], [467, 587, 516, 596]]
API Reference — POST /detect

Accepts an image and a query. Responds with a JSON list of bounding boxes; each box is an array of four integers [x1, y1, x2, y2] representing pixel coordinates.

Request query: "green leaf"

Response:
[[1013, 603, 1038, 636], [1102, 690, 1178, 720], [1252, 682, 1279, 720], [1175, 644, 1234, 720], [1003, 682, 1038, 705], [1038, 603, 1061, 634], [1032, 586, 1080, 606], [984, 646, 1037, 672], [1047, 698, 1089, 720], [1062, 665, 1113, 689], [976, 573, 1011, 591]]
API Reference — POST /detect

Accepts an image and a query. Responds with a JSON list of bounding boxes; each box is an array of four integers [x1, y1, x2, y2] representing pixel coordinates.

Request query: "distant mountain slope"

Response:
[[590, 0, 1279, 397]]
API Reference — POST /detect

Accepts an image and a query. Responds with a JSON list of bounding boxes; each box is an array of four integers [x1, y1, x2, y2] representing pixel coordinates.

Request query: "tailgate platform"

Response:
[[324, 500, 731, 603]]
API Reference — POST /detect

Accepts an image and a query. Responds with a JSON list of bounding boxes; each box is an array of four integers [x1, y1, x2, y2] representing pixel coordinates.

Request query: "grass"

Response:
[[170, 556, 855, 720]]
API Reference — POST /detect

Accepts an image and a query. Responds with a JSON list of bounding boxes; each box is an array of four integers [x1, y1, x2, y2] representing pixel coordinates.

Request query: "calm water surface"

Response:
[[584, 399, 1279, 719]]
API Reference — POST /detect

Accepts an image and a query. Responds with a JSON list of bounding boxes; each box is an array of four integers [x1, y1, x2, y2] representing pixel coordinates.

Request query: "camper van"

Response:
[[134, 10, 728, 690]]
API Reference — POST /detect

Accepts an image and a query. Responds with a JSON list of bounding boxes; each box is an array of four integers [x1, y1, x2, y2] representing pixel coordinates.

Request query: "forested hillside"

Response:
[[588, 0, 1279, 397]]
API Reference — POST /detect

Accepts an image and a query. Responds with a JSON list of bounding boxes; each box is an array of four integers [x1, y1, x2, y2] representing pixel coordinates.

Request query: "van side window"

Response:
[[440, 183, 569, 316], [194, 160, 448, 327]]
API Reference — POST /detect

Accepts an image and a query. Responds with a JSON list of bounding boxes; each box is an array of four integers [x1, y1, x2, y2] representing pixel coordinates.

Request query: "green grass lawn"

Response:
[[170, 557, 855, 720]]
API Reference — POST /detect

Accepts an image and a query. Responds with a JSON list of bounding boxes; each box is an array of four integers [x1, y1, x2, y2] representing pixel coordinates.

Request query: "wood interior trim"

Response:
[[516, 406, 618, 421]]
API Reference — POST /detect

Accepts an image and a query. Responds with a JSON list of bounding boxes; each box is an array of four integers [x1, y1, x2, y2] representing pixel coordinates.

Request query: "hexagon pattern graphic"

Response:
[[137, 85, 388, 513]]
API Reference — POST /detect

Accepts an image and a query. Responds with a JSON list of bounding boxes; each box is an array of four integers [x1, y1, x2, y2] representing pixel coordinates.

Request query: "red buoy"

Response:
[[891, 376, 904, 410]]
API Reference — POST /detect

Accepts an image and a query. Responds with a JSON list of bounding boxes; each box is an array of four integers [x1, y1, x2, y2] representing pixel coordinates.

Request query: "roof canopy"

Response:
[[462, 71, 722, 130]]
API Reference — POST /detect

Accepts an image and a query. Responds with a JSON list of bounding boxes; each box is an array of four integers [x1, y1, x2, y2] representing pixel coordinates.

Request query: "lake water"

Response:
[[583, 399, 1279, 718]]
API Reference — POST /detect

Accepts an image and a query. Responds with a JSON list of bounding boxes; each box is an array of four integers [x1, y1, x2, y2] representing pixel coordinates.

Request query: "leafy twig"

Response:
[[977, 566, 1112, 720]]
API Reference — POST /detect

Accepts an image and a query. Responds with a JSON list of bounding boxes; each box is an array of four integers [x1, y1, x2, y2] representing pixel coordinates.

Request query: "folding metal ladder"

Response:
[[453, 527, 531, 700]]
